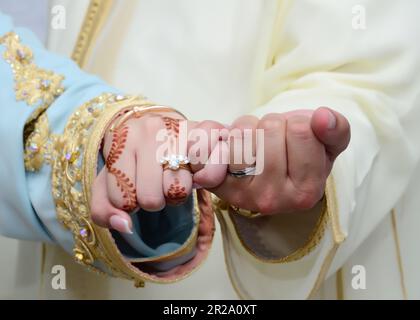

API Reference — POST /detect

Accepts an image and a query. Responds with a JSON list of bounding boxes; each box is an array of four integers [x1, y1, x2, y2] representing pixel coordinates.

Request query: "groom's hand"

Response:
[[205, 107, 350, 215]]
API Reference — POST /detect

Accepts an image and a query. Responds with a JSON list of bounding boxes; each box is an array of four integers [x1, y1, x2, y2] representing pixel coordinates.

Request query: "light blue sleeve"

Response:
[[0, 12, 197, 271], [0, 12, 120, 244]]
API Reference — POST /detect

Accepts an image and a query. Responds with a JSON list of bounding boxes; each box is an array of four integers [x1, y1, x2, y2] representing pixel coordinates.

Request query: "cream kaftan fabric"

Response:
[[1, 0, 420, 299]]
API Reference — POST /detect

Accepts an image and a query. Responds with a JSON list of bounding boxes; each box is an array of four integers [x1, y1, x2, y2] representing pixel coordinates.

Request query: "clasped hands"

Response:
[[90, 107, 350, 234]]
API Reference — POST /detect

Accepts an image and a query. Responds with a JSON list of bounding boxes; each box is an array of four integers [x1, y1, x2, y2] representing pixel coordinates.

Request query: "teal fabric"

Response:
[[116, 196, 195, 259], [0, 12, 195, 270]]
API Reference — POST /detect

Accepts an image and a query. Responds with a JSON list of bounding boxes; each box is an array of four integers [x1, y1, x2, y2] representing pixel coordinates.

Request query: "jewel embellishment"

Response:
[[160, 154, 190, 170]]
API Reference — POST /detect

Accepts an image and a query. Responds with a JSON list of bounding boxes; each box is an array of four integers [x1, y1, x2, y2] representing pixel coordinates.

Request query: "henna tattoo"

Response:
[[167, 178, 187, 205], [162, 117, 180, 137], [106, 124, 137, 211], [106, 125, 128, 168], [162, 117, 189, 205], [108, 167, 137, 211]]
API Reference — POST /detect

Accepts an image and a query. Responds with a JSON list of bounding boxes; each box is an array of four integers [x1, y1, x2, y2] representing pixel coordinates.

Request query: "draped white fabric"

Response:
[[1, 0, 420, 299]]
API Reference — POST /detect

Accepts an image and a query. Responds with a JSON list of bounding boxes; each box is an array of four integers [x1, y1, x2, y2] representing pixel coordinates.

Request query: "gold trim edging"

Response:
[[391, 209, 408, 299], [215, 175, 345, 299], [308, 175, 345, 299], [77, 99, 206, 285], [71, 0, 113, 67], [0, 32, 65, 171], [336, 267, 345, 300], [222, 197, 328, 263], [51, 93, 141, 278]]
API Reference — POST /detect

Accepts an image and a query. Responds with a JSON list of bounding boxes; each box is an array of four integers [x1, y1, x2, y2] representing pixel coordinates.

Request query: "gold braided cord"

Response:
[[71, 0, 114, 67]]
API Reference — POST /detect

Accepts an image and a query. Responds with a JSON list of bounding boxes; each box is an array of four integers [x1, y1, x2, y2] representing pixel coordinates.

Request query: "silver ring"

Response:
[[228, 166, 256, 178]]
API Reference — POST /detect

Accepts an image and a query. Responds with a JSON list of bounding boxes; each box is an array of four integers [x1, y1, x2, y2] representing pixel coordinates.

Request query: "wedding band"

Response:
[[160, 154, 191, 172], [228, 166, 256, 178]]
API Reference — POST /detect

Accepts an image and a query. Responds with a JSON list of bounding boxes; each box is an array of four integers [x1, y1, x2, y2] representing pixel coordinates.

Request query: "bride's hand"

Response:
[[89, 112, 227, 234]]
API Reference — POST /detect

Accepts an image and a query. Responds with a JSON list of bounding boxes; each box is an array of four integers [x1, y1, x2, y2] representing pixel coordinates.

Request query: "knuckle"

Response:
[[292, 186, 322, 210], [196, 170, 224, 188], [109, 195, 124, 211], [198, 120, 225, 131], [90, 205, 109, 227], [232, 115, 259, 131], [288, 119, 312, 140], [258, 115, 285, 132], [255, 188, 279, 215]]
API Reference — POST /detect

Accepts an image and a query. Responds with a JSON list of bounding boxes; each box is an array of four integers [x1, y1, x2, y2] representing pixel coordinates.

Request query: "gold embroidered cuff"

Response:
[[51, 93, 208, 287], [51, 93, 139, 275]]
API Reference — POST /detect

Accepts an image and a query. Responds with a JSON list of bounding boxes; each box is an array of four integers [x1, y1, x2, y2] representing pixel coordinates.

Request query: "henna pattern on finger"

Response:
[[167, 178, 188, 205], [108, 167, 138, 211], [106, 125, 128, 167], [161, 117, 189, 205], [106, 125, 137, 211]]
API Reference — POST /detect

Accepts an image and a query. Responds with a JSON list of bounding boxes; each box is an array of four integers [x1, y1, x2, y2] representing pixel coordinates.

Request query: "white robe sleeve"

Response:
[[216, 0, 420, 299]]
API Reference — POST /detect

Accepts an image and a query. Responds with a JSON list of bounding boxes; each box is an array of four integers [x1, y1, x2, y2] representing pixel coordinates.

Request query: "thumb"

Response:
[[311, 107, 351, 161]]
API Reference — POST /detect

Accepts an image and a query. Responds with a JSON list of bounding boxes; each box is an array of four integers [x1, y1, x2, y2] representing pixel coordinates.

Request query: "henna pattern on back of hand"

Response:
[[106, 125, 137, 211]]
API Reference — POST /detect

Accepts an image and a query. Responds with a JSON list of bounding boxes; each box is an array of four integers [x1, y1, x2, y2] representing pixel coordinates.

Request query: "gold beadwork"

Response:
[[24, 113, 56, 171], [71, 0, 114, 67], [1, 32, 65, 171], [0, 32, 64, 118]]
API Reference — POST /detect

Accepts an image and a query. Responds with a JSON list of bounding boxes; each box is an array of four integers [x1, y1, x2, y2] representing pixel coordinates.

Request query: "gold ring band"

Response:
[[109, 104, 186, 132], [162, 163, 191, 172]]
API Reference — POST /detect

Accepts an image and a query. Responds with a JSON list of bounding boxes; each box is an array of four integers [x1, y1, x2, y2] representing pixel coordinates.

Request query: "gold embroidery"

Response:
[[24, 112, 56, 171], [72, 0, 114, 67], [0, 32, 64, 115], [1, 32, 65, 171], [51, 93, 140, 276]]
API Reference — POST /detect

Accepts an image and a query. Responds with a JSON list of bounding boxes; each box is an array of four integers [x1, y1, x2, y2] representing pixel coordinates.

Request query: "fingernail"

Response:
[[327, 110, 337, 129], [109, 215, 133, 234], [193, 183, 203, 189]]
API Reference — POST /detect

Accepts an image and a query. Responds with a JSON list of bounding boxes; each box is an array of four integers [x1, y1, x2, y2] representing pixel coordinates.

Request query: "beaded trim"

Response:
[[0, 32, 65, 171]]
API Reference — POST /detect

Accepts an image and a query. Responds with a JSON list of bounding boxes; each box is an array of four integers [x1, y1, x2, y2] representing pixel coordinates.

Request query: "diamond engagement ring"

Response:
[[160, 154, 191, 171], [228, 166, 256, 178]]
